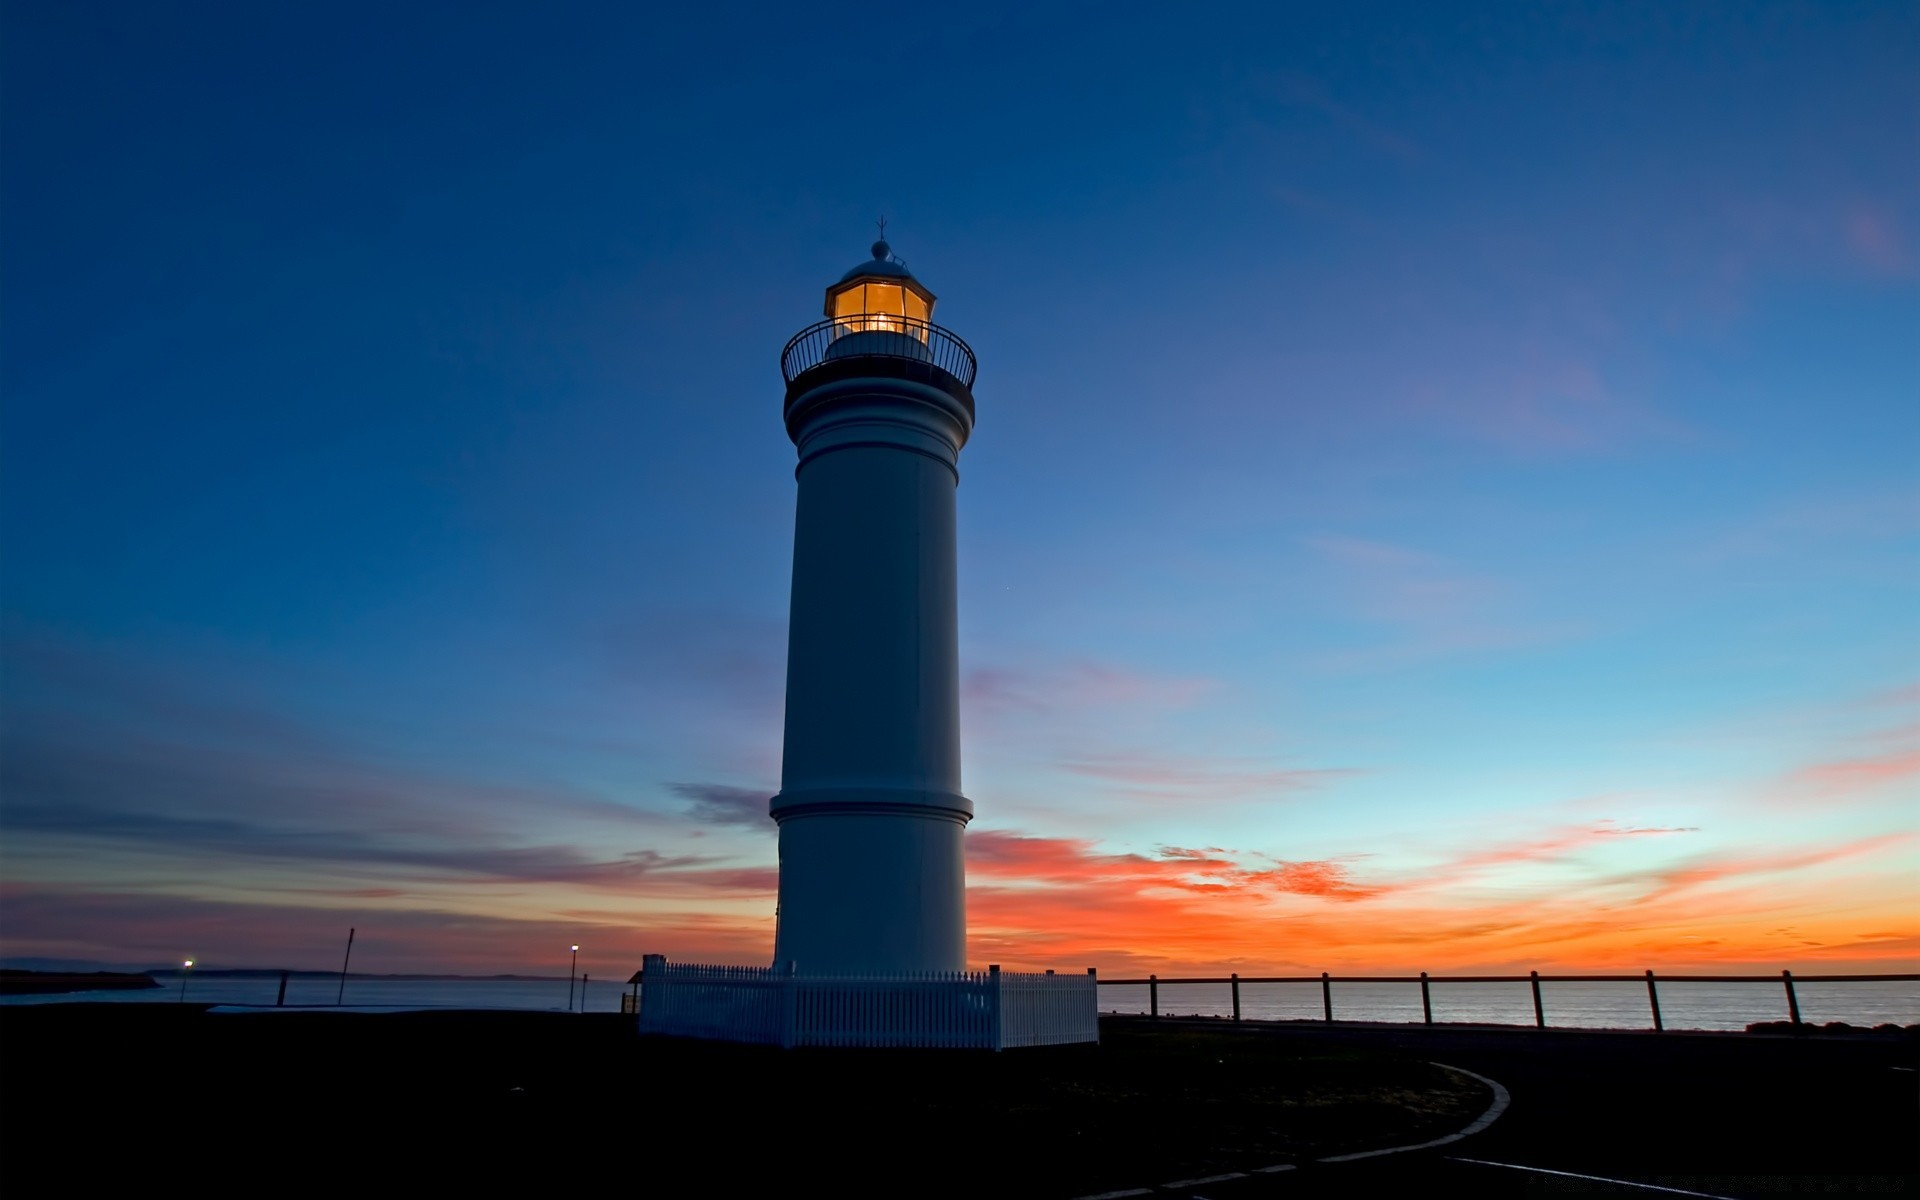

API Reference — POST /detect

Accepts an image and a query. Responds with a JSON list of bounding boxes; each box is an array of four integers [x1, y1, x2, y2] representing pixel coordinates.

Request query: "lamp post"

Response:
[[336, 927, 356, 1006], [177, 959, 194, 1003], [567, 945, 580, 1012]]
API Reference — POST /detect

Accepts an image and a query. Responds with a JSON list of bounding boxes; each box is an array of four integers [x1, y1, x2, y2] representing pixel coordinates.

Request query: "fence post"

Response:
[[1321, 972, 1332, 1022], [1781, 969, 1802, 1030], [276, 970, 289, 1007], [1420, 971, 1432, 1025], [989, 964, 1004, 1051], [1530, 970, 1545, 1028], [1149, 973, 1159, 1020], [1231, 973, 1241, 1022], [638, 953, 666, 1031], [780, 959, 798, 1049], [1645, 970, 1663, 1032]]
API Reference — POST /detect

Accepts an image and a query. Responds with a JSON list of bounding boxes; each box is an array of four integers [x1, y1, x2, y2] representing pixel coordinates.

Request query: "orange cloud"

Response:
[[960, 826, 1915, 976], [8, 822, 1911, 979], [1248, 860, 1384, 901], [1601, 833, 1912, 909], [1786, 749, 1920, 795], [968, 830, 1237, 886]]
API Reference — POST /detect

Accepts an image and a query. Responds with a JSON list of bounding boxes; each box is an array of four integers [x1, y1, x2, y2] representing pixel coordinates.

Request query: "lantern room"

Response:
[[826, 240, 935, 339]]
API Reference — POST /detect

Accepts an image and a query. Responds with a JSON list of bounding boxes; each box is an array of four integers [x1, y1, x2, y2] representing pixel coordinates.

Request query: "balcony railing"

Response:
[[780, 316, 977, 388]]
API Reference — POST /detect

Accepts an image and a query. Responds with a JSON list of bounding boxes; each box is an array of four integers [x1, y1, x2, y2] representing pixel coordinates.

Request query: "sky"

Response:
[[2, 2, 1915, 980]]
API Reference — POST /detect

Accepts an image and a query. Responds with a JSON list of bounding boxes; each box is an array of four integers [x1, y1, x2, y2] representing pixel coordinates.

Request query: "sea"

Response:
[[0, 975, 633, 1014], [1101, 978, 1920, 1032], [4, 973, 1916, 1031]]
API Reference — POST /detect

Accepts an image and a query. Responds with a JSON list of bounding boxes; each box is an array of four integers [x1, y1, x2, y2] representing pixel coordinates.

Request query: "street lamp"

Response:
[[567, 945, 580, 1012], [177, 959, 194, 1004]]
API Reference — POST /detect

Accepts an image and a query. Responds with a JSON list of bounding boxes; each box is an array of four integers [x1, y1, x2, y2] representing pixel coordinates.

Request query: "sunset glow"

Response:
[[2, 5, 1914, 982]]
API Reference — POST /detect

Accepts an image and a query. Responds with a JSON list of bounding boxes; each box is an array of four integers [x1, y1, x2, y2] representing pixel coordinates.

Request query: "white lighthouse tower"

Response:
[[633, 243, 1096, 1047], [770, 240, 976, 975]]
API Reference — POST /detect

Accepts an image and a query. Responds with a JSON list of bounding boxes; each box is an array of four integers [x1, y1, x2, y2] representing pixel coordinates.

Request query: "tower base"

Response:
[[634, 955, 1099, 1049]]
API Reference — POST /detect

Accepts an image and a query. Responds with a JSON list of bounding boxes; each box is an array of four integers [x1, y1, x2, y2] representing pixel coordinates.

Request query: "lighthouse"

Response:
[[632, 243, 1094, 1047], [770, 240, 977, 975]]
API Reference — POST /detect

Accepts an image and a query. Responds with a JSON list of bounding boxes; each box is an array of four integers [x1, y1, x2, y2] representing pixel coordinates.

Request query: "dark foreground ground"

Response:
[[0, 1008, 1912, 1197], [1, 1005, 1478, 1196], [1142, 1016, 1917, 1198]]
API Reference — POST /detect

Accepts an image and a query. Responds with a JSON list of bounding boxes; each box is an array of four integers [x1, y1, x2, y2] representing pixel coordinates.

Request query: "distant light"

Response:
[[571, 945, 579, 951], [183, 959, 194, 968]]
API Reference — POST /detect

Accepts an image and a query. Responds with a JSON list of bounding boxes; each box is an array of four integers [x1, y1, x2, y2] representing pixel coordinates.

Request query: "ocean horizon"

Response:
[[6, 973, 1914, 1031], [1103, 978, 1919, 1032], [1, 974, 627, 1013]]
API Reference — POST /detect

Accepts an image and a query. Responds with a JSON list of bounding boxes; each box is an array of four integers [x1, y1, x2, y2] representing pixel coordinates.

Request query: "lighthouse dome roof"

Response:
[[838, 240, 919, 284]]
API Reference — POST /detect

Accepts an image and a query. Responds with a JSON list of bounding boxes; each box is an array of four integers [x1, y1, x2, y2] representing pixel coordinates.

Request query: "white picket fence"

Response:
[[634, 956, 1099, 1049]]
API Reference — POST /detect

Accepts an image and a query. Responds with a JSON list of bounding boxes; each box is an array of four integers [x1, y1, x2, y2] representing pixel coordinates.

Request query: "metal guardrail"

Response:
[[1102, 970, 1919, 1032], [780, 316, 977, 387]]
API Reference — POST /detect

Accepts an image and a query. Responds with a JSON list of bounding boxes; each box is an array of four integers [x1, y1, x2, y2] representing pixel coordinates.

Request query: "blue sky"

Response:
[[2, 2, 1914, 976]]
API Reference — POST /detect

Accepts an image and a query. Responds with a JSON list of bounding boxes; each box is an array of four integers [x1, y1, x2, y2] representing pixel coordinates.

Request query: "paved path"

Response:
[[1097, 1018, 1917, 1198]]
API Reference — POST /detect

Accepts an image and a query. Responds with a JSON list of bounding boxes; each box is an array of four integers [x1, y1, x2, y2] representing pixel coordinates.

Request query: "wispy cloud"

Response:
[[1058, 753, 1355, 801], [0, 799, 779, 894], [1307, 535, 1503, 622], [1302, 535, 1582, 668], [1269, 185, 1378, 231], [6, 813, 1908, 975], [963, 822, 1912, 973], [1258, 71, 1422, 165], [669, 782, 772, 829], [962, 660, 1217, 721], [596, 610, 787, 719], [0, 632, 779, 946], [1400, 354, 1687, 456], [7, 630, 1909, 978], [1845, 204, 1913, 275], [970, 831, 1376, 904], [1435, 822, 1700, 881], [1244, 860, 1384, 901], [1691, 487, 1920, 563], [1597, 834, 1913, 910], [0, 884, 775, 976], [961, 660, 1314, 813], [1, 628, 670, 837], [1783, 750, 1920, 797], [1859, 684, 1920, 710], [969, 830, 1232, 886], [1735, 195, 1918, 282]]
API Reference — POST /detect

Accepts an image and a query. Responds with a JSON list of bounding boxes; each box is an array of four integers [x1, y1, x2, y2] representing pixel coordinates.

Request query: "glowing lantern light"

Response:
[[825, 240, 935, 342]]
